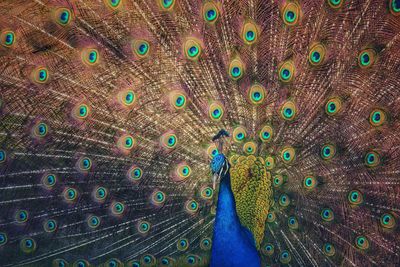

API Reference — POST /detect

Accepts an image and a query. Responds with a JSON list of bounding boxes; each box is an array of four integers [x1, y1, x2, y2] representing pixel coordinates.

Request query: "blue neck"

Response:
[[210, 173, 261, 267]]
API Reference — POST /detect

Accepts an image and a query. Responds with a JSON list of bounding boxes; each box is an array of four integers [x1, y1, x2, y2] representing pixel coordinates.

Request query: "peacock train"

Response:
[[0, 0, 399, 266]]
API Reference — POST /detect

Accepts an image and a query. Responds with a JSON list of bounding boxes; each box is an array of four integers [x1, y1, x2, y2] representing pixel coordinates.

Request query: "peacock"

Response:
[[0, 0, 399, 266]]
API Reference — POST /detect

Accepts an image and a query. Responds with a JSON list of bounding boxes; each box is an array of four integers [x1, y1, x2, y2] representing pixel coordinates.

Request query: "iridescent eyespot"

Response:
[[279, 194, 290, 207], [160, 256, 175, 266], [288, 216, 299, 230], [53, 259, 69, 267], [280, 250, 291, 264], [44, 219, 57, 232], [151, 190, 166, 205], [87, 215, 100, 229], [186, 255, 200, 265], [176, 163, 191, 180], [177, 238, 189, 251], [278, 61, 295, 83], [106, 259, 122, 267], [355, 235, 369, 250], [200, 237, 212, 250], [127, 260, 140, 267], [229, 154, 239, 166], [73, 103, 90, 120], [369, 109, 386, 127], [282, 2, 301, 26], [63, 187, 78, 203], [117, 134, 136, 152], [390, 0, 400, 15], [169, 90, 187, 110], [0, 150, 5, 163], [81, 48, 99, 66], [323, 243, 335, 256], [325, 97, 342, 116], [32, 122, 48, 138], [0, 232, 7, 246], [54, 8, 72, 26], [327, 0, 344, 9], [358, 48, 376, 68], [105, 0, 122, 9], [208, 102, 224, 121], [348, 190, 363, 206], [242, 21, 259, 45], [185, 199, 199, 213], [281, 146, 295, 164], [262, 243, 274, 256], [280, 100, 297, 121], [15, 210, 28, 223], [233, 126, 247, 143], [184, 38, 202, 61], [259, 125, 273, 142], [364, 150, 381, 167], [200, 186, 213, 200], [74, 259, 90, 267], [161, 132, 177, 149], [31, 66, 49, 84], [229, 57, 244, 80], [207, 144, 219, 159], [273, 174, 284, 188], [203, 2, 219, 23], [266, 211, 276, 223], [380, 213, 396, 229], [158, 0, 175, 11], [321, 144, 336, 160], [248, 84, 265, 105], [77, 157, 92, 172], [42, 173, 57, 189], [128, 166, 143, 181], [111, 201, 125, 216], [243, 141, 257, 155], [93, 186, 108, 202], [309, 43, 326, 66], [138, 221, 151, 234], [321, 208, 334, 222], [265, 156, 275, 170], [1, 30, 15, 47], [20, 237, 36, 253], [132, 40, 150, 58], [303, 176, 317, 190], [118, 89, 137, 108]]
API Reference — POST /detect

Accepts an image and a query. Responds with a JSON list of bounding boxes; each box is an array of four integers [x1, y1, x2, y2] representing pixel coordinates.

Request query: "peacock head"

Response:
[[210, 129, 231, 189]]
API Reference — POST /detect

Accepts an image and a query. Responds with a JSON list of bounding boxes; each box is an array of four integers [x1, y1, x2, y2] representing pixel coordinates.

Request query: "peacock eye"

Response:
[[44, 219, 57, 232], [280, 100, 297, 121], [262, 243, 274, 256], [94, 186, 107, 201], [380, 213, 396, 229], [87, 215, 100, 228], [0, 150, 5, 163], [0, 232, 7, 246], [369, 109, 386, 127], [54, 8, 72, 26], [208, 102, 224, 121], [325, 97, 342, 116], [169, 90, 187, 110], [160, 132, 177, 149], [81, 48, 99, 66], [321, 208, 334, 222], [63, 187, 78, 202], [111, 202, 125, 215], [364, 151, 381, 167], [266, 211, 276, 223], [128, 166, 142, 181], [177, 238, 189, 251], [323, 243, 335, 256], [77, 157, 92, 172], [200, 237, 212, 250], [309, 43, 326, 66], [159, 0, 175, 10], [138, 221, 151, 234], [278, 61, 295, 83], [203, 2, 219, 23], [327, 0, 344, 9], [282, 2, 301, 26], [243, 141, 257, 155], [200, 187, 213, 200], [273, 174, 285, 188], [42, 173, 57, 189], [358, 48, 376, 68], [20, 238, 37, 253], [186, 200, 199, 213], [31, 67, 49, 84], [229, 57, 245, 80], [303, 176, 317, 190], [281, 146, 295, 164], [233, 126, 247, 143], [265, 156, 275, 170], [390, 0, 400, 15], [348, 189, 363, 206], [288, 216, 299, 229], [105, 0, 122, 9], [132, 39, 150, 58], [279, 250, 291, 264], [1, 30, 16, 47], [152, 190, 166, 205], [15, 210, 29, 223], [279, 193, 290, 207], [242, 21, 259, 45], [321, 144, 336, 160], [355, 235, 369, 250], [248, 84, 266, 105]]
